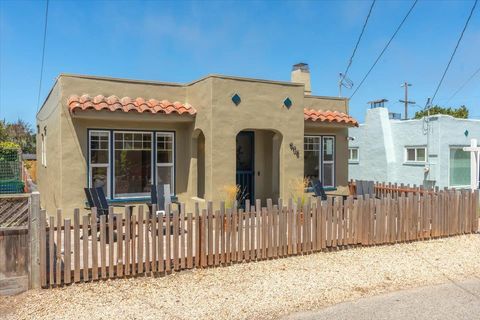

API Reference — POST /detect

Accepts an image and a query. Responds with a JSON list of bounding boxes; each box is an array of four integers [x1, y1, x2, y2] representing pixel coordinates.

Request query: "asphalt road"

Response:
[[283, 278, 480, 320]]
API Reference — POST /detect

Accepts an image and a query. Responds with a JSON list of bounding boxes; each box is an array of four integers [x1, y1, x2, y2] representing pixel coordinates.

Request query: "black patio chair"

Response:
[[84, 187, 95, 209], [311, 179, 328, 201], [311, 179, 348, 201], [84, 187, 124, 218]]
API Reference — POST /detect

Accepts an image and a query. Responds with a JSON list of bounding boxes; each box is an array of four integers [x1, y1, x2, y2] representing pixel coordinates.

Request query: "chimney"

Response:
[[291, 63, 311, 95]]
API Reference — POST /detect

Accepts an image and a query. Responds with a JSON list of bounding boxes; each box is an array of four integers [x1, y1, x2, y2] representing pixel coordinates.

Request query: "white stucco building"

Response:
[[348, 106, 480, 189]]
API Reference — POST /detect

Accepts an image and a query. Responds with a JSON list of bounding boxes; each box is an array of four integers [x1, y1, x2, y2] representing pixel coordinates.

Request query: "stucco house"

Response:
[[349, 105, 480, 189], [36, 63, 358, 217]]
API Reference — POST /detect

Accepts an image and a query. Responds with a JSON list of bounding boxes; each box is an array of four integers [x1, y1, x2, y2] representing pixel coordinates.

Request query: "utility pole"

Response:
[[399, 82, 415, 120]]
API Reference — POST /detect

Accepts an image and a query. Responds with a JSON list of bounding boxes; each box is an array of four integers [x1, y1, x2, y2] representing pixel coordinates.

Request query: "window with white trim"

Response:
[[449, 147, 470, 187], [114, 132, 153, 198], [349, 147, 359, 162], [156, 132, 175, 192], [405, 147, 426, 163], [87, 130, 175, 200], [89, 131, 110, 197], [304, 135, 335, 187]]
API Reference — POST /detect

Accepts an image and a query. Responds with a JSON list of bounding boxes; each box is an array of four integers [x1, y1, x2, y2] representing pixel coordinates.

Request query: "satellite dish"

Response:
[[338, 73, 354, 97]]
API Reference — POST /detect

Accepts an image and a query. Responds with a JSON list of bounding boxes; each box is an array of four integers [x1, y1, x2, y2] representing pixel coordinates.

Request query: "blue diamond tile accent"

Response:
[[232, 93, 241, 106], [284, 97, 292, 109]]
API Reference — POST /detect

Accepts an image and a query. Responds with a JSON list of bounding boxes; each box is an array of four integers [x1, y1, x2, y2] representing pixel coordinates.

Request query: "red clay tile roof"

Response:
[[304, 109, 358, 126], [68, 94, 196, 115]]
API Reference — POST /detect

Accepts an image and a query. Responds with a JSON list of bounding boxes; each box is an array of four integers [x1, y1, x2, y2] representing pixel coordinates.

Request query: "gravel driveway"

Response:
[[1, 234, 479, 320]]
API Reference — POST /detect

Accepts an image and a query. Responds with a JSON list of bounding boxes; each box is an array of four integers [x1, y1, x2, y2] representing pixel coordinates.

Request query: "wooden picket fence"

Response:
[[349, 180, 442, 199], [38, 190, 479, 288]]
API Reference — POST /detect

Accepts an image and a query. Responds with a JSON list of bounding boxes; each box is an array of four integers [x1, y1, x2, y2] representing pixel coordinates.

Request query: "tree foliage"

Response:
[[414, 105, 469, 119], [0, 119, 36, 154]]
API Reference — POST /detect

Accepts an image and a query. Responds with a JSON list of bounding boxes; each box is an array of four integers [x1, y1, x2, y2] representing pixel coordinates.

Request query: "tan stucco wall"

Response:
[[206, 76, 305, 206], [37, 74, 353, 218], [36, 81, 62, 214], [305, 95, 349, 113]]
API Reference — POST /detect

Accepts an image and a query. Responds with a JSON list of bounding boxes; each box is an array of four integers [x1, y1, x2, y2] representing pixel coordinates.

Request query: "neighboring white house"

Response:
[[348, 106, 480, 189]]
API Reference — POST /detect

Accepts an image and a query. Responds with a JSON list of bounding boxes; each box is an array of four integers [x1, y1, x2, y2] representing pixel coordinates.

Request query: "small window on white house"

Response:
[[405, 147, 426, 163], [349, 147, 359, 162], [449, 148, 470, 187]]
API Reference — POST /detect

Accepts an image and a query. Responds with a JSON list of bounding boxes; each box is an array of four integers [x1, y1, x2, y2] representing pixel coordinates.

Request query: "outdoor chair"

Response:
[[84, 187, 124, 218], [311, 179, 347, 201], [149, 183, 183, 235], [355, 180, 378, 198], [311, 179, 328, 200]]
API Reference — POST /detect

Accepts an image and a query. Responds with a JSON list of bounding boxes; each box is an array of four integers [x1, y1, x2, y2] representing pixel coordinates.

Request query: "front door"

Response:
[[236, 131, 254, 206]]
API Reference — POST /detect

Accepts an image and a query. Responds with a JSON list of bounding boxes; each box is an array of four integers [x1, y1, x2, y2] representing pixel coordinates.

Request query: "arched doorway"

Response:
[[236, 129, 282, 206]]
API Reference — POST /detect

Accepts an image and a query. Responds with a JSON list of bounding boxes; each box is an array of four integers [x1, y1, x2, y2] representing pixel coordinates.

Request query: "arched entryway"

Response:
[[236, 129, 282, 206]]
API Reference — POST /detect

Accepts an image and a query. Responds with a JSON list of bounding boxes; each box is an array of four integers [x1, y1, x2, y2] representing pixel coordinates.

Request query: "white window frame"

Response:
[[156, 132, 175, 195], [349, 147, 359, 163], [112, 131, 154, 199], [404, 146, 427, 164], [88, 130, 110, 197], [322, 136, 335, 188], [448, 146, 471, 188], [304, 135, 336, 188]]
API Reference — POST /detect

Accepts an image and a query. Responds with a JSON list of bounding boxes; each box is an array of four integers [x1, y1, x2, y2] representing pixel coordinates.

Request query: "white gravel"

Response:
[[1, 234, 479, 320]]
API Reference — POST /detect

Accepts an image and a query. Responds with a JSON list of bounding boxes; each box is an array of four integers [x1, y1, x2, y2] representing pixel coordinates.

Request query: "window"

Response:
[[89, 131, 110, 197], [114, 132, 153, 198], [449, 148, 470, 187], [156, 132, 175, 192], [304, 135, 335, 188], [405, 147, 426, 163], [41, 134, 46, 167], [349, 147, 359, 162], [88, 130, 175, 200]]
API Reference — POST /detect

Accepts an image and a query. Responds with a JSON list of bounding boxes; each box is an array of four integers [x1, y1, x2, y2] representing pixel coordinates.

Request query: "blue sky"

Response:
[[1, 0, 479, 125]]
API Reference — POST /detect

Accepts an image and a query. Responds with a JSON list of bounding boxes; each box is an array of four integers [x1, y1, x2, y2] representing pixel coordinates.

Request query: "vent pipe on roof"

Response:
[[291, 63, 311, 95]]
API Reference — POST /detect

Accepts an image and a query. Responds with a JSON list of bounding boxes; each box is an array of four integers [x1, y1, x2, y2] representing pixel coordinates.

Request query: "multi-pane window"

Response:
[[304, 136, 320, 182], [449, 148, 470, 187], [304, 136, 335, 188], [89, 131, 110, 197], [156, 132, 175, 192], [113, 132, 152, 198], [405, 147, 426, 163], [349, 147, 359, 162], [322, 137, 335, 187], [88, 130, 175, 200]]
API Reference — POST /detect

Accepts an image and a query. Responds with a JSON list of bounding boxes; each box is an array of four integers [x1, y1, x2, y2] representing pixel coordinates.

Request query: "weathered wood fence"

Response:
[[0, 193, 33, 295], [38, 190, 479, 288], [349, 180, 444, 198]]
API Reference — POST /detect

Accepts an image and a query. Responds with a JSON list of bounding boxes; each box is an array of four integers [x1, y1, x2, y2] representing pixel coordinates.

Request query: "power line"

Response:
[[349, 0, 418, 99], [446, 65, 480, 104], [430, 0, 478, 105], [341, 0, 376, 81], [36, 0, 49, 111]]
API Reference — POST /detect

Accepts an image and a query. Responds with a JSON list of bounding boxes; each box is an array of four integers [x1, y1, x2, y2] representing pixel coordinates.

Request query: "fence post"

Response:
[[28, 191, 41, 289]]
